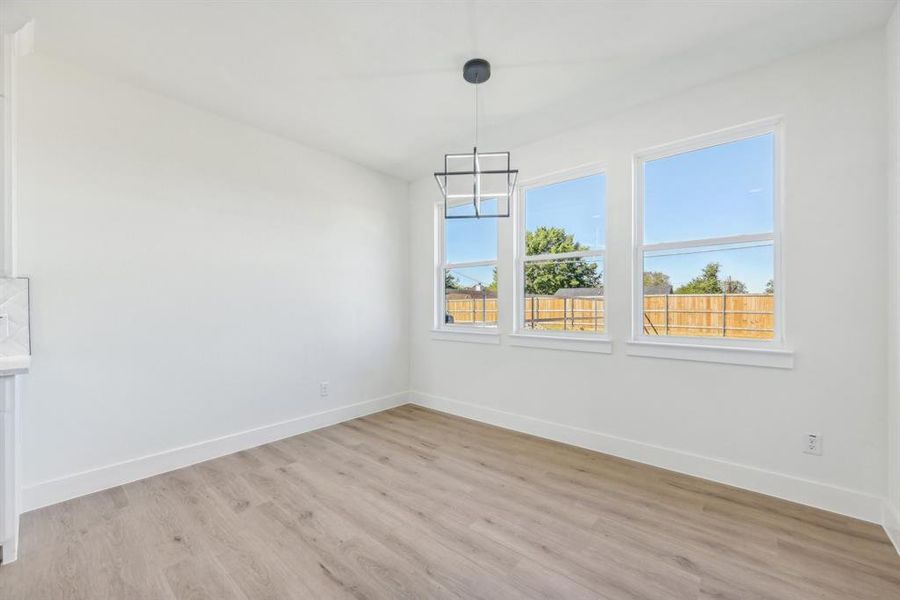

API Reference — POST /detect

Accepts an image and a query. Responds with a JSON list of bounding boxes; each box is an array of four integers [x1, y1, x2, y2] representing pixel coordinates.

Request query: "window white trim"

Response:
[[507, 333, 612, 354], [513, 163, 610, 340], [444, 259, 496, 269], [631, 117, 787, 360], [430, 328, 501, 345], [433, 199, 499, 333], [642, 232, 774, 253], [523, 248, 605, 262], [625, 340, 793, 369]]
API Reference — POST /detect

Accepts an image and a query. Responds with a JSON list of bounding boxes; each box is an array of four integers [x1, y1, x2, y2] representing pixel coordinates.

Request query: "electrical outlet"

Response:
[[804, 433, 822, 456], [320, 381, 329, 397]]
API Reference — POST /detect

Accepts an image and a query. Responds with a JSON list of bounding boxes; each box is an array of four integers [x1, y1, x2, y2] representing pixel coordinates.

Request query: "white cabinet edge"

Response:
[[0, 356, 29, 376]]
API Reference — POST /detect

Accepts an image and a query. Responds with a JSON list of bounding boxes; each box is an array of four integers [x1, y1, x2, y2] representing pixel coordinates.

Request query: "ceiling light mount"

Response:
[[434, 58, 517, 219], [463, 58, 491, 84]]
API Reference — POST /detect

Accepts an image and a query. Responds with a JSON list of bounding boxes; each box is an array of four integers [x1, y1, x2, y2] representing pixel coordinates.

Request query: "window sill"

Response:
[[508, 333, 612, 354], [430, 328, 501, 345], [625, 340, 794, 369]]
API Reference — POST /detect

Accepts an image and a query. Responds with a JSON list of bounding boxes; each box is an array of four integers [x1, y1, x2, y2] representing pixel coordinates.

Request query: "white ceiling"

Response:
[[3, 1, 896, 181]]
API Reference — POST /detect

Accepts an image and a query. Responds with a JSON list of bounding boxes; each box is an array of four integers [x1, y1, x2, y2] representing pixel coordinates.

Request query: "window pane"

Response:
[[525, 173, 605, 254], [523, 257, 604, 333], [446, 197, 498, 264], [642, 242, 774, 340], [444, 266, 497, 327], [644, 133, 774, 244]]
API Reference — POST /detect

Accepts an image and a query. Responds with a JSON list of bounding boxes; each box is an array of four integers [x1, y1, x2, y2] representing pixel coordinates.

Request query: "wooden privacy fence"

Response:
[[445, 293, 775, 339], [445, 296, 498, 326], [523, 296, 605, 332], [643, 293, 774, 339]]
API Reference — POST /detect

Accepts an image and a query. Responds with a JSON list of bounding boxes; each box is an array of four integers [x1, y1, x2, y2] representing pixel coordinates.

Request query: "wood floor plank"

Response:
[[2, 404, 898, 599], [282, 457, 525, 600], [163, 555, 248, 600]]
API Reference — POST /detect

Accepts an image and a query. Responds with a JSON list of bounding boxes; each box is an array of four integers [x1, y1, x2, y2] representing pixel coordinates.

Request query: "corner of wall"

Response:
[[21, 391, 411, 513], [885, 498, 900, 555], [886, 0, 900, 554], [405, 179, 416, 394]]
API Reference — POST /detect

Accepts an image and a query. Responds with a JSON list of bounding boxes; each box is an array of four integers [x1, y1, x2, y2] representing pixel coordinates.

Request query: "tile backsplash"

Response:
[[0, 278, 29, 357]]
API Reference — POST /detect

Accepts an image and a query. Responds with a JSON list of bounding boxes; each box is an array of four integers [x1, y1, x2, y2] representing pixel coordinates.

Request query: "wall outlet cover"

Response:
[[803, 433, 822, 456]]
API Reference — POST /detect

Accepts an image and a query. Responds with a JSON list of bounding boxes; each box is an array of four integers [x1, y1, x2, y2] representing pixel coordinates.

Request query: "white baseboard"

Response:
[[884, 501, 900, 555], [0, 532, 17, 565], [18, 389, 894, 541], [410, 391, 885, 524], [21, 392, 409, 513]]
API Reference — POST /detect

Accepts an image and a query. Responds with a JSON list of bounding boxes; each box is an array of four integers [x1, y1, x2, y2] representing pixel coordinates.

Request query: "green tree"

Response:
[[444, 272, 459, 290], [526, 226, 583, 256], [676, 263, 723, 294], [722, 276, 747, 294], [675, 262, 749, 294], [765, 279, 774, 294], [487, 267, 498, 292], [524, 227, 601, 295], [643, 271, 671, 291]]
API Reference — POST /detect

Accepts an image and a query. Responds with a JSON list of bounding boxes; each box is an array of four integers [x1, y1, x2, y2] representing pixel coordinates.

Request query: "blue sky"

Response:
[[446, 133, 774, 292], [446, 198, 499, 287], [525, 174, 606, 251], [644, 133, 774, 292]]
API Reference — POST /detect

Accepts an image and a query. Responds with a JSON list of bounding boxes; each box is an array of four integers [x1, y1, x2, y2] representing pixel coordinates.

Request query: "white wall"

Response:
[[409, 32, 888, 522], [886, 1, 900, 548], [10, 20, 896, 534], [16, 55, 409, 509]]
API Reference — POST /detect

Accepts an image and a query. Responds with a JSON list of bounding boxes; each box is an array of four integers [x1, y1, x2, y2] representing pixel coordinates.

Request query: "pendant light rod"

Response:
[[434, 58, 515, 220], [464, 58, 490, 147], [473, 79, 479, 217], [463, 59, 490, 217]]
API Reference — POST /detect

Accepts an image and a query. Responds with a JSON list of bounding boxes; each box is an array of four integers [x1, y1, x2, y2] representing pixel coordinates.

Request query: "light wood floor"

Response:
[[1, 405, 898, 599]]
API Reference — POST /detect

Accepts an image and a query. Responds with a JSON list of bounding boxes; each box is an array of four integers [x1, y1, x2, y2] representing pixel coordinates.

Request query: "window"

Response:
[[634, 122, 781, 345], [437, 198, 498, 329], [516, 168, 607, 335]]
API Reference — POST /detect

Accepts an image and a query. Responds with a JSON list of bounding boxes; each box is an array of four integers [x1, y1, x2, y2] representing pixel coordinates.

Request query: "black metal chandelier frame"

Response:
[[433, 59, 518, 219]]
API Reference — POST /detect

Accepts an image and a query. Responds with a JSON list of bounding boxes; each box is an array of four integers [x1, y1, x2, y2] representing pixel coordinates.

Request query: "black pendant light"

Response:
[[434, 59, 517, 219]]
